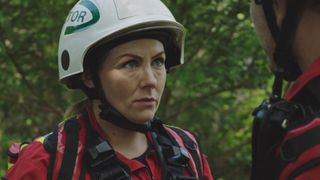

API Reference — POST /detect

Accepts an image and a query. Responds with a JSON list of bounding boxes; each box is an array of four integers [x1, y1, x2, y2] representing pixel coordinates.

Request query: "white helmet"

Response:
[[58, 0, 185, 88]]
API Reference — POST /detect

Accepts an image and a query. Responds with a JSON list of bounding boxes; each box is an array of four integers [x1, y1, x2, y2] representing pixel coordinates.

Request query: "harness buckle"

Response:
[[88, 138, 115, 169], [164, 146, 190, 167], [87, 138, 130, 180]]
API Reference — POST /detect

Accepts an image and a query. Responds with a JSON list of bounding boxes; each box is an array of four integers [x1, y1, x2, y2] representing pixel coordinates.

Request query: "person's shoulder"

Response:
[[4, 139, 51, 179], [164, 125, 199, 141], [163, 124, 191, 132], [163, 125, 214, 179], [20, 139, 50, 160]]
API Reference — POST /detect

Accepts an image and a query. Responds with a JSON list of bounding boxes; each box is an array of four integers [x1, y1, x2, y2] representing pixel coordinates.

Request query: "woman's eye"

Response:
[[152, 58, 165, 68], [122, 60, 139, 69]]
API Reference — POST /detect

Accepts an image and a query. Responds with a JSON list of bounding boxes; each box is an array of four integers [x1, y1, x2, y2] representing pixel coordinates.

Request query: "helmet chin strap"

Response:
[[271, 69, 283, 101], [260, 0, 305, 99], [270, 0, 306, 100], [98, 97, 153, 133], [93, 74, 153, 133], [257, 0, 304, 82]]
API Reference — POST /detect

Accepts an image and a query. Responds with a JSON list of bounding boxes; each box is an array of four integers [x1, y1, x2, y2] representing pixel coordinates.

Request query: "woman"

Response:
[[4, 0, 213, 179]]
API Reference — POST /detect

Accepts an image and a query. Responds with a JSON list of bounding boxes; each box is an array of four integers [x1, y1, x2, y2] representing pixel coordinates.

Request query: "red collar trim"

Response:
[[285, 57, 320, 100], [115, 150, 157, 172], [86, 105, 108, 139]]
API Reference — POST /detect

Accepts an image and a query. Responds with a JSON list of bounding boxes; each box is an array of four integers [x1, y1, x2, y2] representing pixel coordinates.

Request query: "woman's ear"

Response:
[[81, 72, 95, 88], [274, 0, 287, 27]]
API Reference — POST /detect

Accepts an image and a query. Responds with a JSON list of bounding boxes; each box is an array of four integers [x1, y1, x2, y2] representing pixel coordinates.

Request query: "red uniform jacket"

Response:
[[5, 106, 214, 180], [278, 57, 320, 180]]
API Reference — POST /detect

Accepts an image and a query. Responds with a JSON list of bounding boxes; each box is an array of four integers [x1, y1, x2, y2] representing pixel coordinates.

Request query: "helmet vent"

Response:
[[61, 50, 70, 71]]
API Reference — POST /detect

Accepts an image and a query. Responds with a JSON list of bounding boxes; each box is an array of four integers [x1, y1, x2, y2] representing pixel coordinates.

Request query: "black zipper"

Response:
[[287, 157, 320, 180]]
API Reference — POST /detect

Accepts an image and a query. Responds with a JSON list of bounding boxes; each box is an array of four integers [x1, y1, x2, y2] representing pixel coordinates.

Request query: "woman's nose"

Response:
[[140, 66, 157, 88]]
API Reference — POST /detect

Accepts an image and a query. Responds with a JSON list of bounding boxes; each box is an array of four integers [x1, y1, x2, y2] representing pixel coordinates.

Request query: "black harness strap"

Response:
[[57, 119, 80, 180], [43, 125, 59, 180], [86, 138, 131, 180], [151, 119, 198, 180], [79, 113, 91, 180], [82, 113, 131, 180], [170, 127, 204, 180], [46, 146, 56, 180]]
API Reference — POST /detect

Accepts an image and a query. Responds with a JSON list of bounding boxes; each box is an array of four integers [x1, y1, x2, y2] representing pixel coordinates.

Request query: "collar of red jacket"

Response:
[[84, 105, 156, 172], [284, 57, 320, 100]]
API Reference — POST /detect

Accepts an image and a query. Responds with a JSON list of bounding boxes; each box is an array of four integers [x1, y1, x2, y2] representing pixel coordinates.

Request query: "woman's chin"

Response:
[[129, 114, 155, 124]]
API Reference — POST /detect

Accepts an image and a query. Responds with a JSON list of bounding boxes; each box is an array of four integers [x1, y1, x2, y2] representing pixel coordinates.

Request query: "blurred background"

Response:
[[0, 0, 274, 179]]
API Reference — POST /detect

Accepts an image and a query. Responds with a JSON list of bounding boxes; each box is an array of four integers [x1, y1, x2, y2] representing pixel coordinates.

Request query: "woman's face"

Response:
[[99, 39, 166, 124]]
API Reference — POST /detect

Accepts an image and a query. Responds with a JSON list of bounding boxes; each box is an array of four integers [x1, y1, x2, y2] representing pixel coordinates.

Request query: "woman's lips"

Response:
[[133, 98, 156, 107]]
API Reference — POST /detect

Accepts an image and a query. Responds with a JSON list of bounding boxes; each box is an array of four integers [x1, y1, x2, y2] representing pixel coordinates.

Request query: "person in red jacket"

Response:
[[4, 0, 213, 179], [250, 0, 320, 179]]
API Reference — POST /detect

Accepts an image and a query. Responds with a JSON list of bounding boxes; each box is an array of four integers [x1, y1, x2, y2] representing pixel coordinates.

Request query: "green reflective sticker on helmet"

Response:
[[64, 0, 100, 35]]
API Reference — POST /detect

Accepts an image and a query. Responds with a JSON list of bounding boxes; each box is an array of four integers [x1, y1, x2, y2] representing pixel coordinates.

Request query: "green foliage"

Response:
[[0, 0, 272, 179]]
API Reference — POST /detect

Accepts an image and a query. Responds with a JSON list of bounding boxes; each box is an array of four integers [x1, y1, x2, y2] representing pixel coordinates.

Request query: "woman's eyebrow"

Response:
[[116, 53, 142, 60], [116, 51, 165, 60], [152, 51, 165, 59]]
